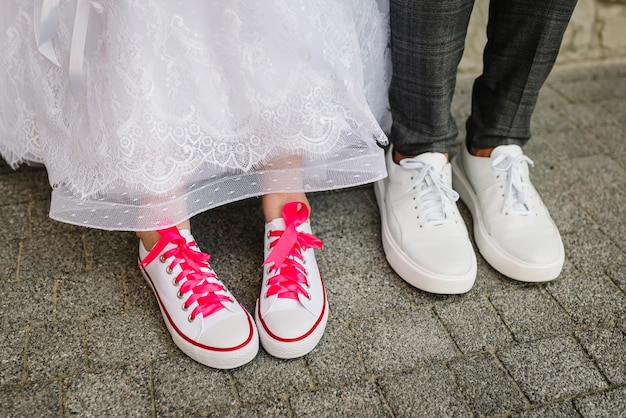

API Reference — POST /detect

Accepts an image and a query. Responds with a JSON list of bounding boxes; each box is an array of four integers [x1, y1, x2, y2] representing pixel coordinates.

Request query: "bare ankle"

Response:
[[393, 149, 448, 164], [468, 145, 494, 158], [262, 193, 309, 222]]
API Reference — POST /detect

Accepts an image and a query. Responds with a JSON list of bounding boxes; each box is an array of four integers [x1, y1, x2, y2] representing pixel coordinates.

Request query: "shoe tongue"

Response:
[[490, 144, 523, 159], [413, 152, 447, 170], [266, 217, 287, 231]]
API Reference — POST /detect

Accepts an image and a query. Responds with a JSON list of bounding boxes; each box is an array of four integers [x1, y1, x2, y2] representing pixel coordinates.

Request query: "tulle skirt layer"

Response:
[[0, 0, 391, 230]]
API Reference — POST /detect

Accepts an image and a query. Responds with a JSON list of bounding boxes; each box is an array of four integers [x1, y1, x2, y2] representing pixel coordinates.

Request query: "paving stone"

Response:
[[153, 355, 236, 416], [351, 310, 457, 374], [64, 364, 153, 416], [0, 169, 50, 205], [30, 199, 83, 237], [546, 273, 626, 326], [561, 228, 625, 274], [490, 287, 574, 343], [0, 382, 60, 417], [574, 184, 626, 226], [559, 102, 620, 131], [55, 269, 127, 321], [305, 323, 366, 386], [497, 336, 606, 404], [560, 155, 625, 191], [231, 351, 311, 403], [379, 364, 470, 417], [290, 382, 391, 417], [0, 329, 26, 385], [551, 78, 626, 103], [83, 229, 137, 269], [326, 266, 413, 322], [0, 278, 54, 332], [576, 327, 626, 385], [448, 353, 527, 416], [309, 186, 380, 234], [511, 401, 578, 418], [319, 226, 387, 276], [574, 386, 626, 418], [435, 298, 513, 353], [1, 203, 29, 241], [602, 220, 626, 253], [26, 321, 86, 380], [210, 401, 290, 418], [0, 239, 20, 282], [541, 193, 596, 236], [18, 233, 85, 280], [85, 310, 172, 368], [607, 265, 626, 294]]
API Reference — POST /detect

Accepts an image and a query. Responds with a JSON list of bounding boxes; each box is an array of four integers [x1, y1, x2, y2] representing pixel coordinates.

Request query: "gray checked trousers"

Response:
[[388, 0, 578, 155]]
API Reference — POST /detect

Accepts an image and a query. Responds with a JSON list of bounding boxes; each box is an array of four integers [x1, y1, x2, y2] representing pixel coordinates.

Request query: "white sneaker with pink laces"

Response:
[[255, 202, 328, 359], [139, 227, 258, 369]]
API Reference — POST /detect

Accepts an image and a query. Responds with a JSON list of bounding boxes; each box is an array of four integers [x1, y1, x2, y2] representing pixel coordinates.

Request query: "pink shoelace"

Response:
[[139, 227, 230, 321], [263, 202, 323, 301]]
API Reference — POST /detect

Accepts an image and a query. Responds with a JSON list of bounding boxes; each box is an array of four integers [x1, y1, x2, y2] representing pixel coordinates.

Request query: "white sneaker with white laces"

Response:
[[452, 142, 564, 282], [374, 149, 477, 294], [139, 227, 258, 369], [255, 202, 328, 359]]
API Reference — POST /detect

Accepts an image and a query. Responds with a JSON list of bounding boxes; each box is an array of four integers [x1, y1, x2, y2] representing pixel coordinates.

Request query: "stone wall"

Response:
[[458, 0, 626, 73]]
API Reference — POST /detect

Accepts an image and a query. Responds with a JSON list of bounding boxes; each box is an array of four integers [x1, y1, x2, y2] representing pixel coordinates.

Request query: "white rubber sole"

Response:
[[140, 265, 259, 369], [451, 156, 564, 282], [255, 298, 329, 359], [374, 180, 476, 294]]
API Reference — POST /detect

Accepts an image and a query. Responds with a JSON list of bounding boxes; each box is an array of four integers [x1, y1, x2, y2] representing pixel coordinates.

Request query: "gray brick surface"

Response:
[[490, 287, 574, 343], [26, 321, 86, 380], [435, 298, 513, 353], [63, 365, 153, 416], [55, 270, 126, 321], [547, 274, 626, 326], [305, 323, 366, 386], [231, 352, 311, 403], [497, 336, 606, 403], [0, 382, 60, 417], [448, 353, 527, 416], [1, 62, 625, 417], [351, 310, 457, 374], [574, 387, 626, 418], [153, 355, 236, 416], [289, 382, 391, 417], [0, 329, 26, 386], [379, 364, 471, 417], [576, 327, 626, 385], [85, 310, 172, 368]]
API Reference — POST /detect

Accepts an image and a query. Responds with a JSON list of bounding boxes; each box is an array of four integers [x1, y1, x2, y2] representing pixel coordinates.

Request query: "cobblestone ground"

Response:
[[1, 61, 625, 417]]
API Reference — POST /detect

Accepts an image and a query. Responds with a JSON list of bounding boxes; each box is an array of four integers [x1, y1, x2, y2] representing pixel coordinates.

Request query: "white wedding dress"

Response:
[[0, 0, 390, 230]]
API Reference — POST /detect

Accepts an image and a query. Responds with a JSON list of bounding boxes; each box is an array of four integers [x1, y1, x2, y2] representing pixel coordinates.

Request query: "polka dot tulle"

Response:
[[1, 0, 391, 230]]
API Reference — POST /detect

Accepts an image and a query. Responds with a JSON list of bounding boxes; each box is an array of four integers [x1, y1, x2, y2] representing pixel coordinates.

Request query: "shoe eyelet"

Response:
[[267, 244, 272, 251], [159, 254, 166, 263], [229, 297, 234, 303], [172, 278, 179, 286], [301, 258, 306, 265], [266, 230, 272, 239], [177, 290, 184, 299], [187, 314, 195, 322], [307, 294, 312, 301], [181, 303, 189, 311], [166, 266, 173, 274]]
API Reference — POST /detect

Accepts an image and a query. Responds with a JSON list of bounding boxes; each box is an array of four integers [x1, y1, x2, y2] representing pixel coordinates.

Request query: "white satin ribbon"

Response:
[[33, 0, 101, 95]]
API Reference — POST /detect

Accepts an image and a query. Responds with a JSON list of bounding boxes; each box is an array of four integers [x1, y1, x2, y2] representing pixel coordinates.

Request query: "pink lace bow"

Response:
[[263, 202, 323, 300]]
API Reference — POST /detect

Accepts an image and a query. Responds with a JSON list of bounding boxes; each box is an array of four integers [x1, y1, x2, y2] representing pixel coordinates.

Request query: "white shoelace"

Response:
[[492, 153, 536, 215], [400, 159, 459, 227]]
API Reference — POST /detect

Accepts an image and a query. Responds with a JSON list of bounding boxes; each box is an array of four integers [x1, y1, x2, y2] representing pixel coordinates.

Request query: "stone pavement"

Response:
[[1, 61, 625, 417]]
